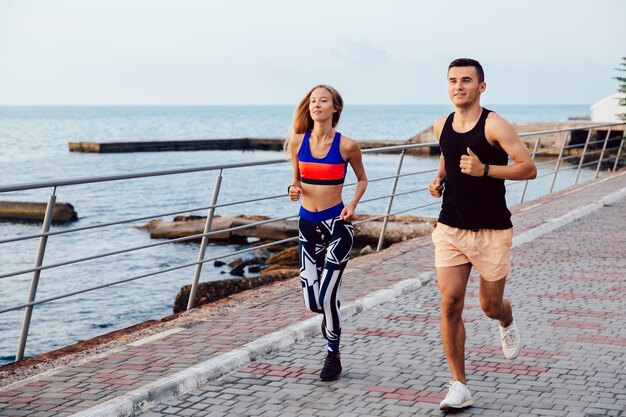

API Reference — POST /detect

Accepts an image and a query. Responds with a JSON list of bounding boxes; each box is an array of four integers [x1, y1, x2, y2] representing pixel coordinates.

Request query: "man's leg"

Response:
[[478, 277, 513, 327], [437, 263, 471, 384], [479, 276, 521, 359]]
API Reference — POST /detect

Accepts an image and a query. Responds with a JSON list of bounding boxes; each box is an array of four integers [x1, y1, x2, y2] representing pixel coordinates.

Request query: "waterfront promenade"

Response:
[[1, 171, 625, 417]]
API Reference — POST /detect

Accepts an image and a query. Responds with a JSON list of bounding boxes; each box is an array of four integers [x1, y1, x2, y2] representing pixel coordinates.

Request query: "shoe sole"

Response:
[[504, 348, 521, 359], [439, 399, 473, 410], [319, 373, 341, 382]]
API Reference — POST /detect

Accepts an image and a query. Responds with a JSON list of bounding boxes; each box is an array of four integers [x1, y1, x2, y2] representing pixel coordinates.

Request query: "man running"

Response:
[[428, 58, 537, 410]]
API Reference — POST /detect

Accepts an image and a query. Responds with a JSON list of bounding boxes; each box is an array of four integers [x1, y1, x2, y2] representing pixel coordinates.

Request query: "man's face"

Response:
[[447, 66, 486, 107]]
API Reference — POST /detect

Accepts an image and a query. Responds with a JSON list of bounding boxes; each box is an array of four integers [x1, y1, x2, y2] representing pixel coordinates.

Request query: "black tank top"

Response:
[[438, 108, 512, 230]]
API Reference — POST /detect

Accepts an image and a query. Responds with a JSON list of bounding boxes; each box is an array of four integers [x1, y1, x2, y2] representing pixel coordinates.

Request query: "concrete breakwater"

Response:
[[68, 137, 407, 153], [0, 201, 77, 223]]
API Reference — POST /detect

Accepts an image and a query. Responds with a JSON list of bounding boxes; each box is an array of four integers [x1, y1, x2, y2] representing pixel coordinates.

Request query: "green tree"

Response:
[[616, 57, 626, 120]]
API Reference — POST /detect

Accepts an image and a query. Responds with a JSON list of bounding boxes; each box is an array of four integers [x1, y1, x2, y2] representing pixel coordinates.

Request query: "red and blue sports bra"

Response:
[[297, 131, 347, 185]]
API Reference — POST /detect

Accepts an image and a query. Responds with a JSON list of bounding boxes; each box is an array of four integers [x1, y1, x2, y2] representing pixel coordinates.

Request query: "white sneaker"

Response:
[[499, 316, 521, 359], [440, 381, 473, 410]]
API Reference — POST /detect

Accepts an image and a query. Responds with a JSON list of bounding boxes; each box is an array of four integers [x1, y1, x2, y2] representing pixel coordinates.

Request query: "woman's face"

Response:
[[309, 87, 336, 123]]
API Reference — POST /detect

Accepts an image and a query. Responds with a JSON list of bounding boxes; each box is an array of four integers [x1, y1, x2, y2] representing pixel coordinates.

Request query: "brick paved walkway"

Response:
[[1, 171, 625, 417]]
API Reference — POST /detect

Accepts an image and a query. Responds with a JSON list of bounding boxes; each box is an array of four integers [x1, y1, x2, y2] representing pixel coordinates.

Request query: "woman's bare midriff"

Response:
[[300, 183, 343, 212]]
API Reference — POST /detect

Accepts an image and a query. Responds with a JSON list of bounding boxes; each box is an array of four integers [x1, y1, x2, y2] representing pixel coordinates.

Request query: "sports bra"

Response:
[[297, 131, 347, 185]]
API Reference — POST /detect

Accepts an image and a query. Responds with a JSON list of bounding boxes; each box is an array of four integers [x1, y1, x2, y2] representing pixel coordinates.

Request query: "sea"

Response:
[[0, 104, 592, 365]]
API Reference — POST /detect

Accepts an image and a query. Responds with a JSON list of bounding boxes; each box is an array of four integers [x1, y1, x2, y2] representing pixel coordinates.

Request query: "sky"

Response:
[[0, 0, 624, 106]]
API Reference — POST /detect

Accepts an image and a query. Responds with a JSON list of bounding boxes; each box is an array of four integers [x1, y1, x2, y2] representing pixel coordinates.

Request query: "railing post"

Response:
[[594, 129, 612, 178], [574, 129, 593, 185], [377, 151, 405, 252], [16, 187, 57, 361], [187, 170, 223, 310], [612, 134, 625, 172], [549, 132, 570, 194], [520, 136, 541, 204]]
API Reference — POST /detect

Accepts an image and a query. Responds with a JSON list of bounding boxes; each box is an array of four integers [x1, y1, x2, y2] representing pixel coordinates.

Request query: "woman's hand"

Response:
[[288, 185, 303, 201], [340, 203, 356, 222]]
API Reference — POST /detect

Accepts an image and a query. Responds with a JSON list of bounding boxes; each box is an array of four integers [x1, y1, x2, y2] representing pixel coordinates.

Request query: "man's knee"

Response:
[[441, 294, 464, 319], [480, 298, 503, 319]]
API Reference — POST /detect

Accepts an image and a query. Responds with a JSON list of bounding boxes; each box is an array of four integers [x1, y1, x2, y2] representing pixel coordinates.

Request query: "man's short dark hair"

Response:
[[448, 58, 485, 83]]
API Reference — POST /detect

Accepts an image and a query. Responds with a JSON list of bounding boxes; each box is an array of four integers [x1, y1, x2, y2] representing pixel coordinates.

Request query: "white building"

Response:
[[590, 93, 626, 122]]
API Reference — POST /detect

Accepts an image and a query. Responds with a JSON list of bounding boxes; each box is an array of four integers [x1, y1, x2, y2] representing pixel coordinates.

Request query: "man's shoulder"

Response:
[[485, 110, 513, 128], [433, 115, 449, 139]]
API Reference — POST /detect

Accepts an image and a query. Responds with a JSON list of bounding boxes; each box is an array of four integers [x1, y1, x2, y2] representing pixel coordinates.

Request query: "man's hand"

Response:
[[429, 177, 444, 198], [460, 147, 484, 177], [288, 185, 302, 201]]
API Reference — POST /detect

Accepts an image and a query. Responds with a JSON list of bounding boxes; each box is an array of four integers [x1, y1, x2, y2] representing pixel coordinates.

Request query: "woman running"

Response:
[[285, 84, 368, 381]]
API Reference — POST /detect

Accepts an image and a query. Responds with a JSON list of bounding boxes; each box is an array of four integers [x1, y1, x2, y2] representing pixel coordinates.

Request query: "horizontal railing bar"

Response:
[[0, 191, 289, 245], [517, 122, 625, 137], [359, 187, 427, 204], [0, 212, 301, 280], [0, 158, 289, 193], [0, 143, 435, 194], [531, 140, 623, 157], [353, 201, 441, 224], [3, 126, 623, 195], [0, 235, 301, 314], [0, 200, 447, 313]]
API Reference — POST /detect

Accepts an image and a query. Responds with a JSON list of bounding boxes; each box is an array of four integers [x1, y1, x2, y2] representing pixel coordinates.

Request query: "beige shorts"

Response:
[[432, 222, 513, 281]]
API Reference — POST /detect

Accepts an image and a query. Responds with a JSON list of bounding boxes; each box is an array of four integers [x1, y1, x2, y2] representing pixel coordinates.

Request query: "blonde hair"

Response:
[[284, 84, 344, 152]]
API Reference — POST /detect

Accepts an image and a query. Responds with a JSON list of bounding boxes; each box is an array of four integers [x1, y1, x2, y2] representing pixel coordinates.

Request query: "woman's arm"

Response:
[[288, 134, 304, 201], [340, 137, 368, 221]]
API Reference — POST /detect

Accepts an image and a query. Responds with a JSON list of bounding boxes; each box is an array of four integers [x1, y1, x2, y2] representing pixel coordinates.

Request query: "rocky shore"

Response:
[[138, 213, 436, 313]]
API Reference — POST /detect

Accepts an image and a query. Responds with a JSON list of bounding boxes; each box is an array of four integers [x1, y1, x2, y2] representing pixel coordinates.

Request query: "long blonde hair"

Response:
[[284, 84, 344, 152]]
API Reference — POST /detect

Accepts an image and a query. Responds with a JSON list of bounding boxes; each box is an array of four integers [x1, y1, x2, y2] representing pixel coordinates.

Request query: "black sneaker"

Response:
[[319, 352, 342, 381]]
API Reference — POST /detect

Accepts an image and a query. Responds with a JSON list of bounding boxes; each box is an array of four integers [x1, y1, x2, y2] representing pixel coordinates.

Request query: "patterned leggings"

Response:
[[298, 215, 354, 344]]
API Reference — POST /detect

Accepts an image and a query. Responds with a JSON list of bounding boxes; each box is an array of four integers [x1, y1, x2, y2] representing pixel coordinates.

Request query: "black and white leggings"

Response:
[[298, 210, 354, 345]]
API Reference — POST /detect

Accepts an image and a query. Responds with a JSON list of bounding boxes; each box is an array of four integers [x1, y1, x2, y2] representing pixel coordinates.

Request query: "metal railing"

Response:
[[0, 122, 624, 363]]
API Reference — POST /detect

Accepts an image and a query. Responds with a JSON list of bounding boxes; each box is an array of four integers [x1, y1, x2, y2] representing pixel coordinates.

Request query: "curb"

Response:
[[71, 273, 431, 417]]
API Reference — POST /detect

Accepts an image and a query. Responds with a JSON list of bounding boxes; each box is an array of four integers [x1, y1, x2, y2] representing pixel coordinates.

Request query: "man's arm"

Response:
[[429, 116, 447, 198], [460, 113, 537, 180]]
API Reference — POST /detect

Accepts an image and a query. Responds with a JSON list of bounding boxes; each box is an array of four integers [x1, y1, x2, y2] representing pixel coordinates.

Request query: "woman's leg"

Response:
[[298, 218, 325, 314], [318, 217, 354, 351]]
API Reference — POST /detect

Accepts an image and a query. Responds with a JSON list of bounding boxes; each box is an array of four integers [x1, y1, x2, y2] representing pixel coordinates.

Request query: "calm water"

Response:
[[0, 104, 592, 365]]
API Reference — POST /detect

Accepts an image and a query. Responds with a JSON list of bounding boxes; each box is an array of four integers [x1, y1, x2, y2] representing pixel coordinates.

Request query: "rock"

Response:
[[214, 260, 226, 267], [173, 274, 297, 313], [139, 214, 435, 248], [0, 201, 78, 223], [360, 245, 374, 255], [229, 261, 247, 276], [352, 215, 436, 247], [138, 214, 296, 243], [228, 258, 244, 268], [259, 267, 299, 280], [265, 246, 299, 268]]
